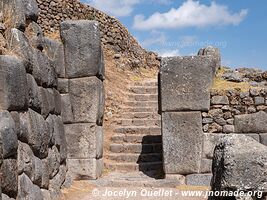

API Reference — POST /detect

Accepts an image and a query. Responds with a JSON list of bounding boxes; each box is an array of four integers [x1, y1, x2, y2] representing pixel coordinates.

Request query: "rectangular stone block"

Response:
[[162, 112, 203, 174], [68, 158, 103, 180], [69, 77, 104, 124], [186, 174, 212, 186], [65, 123, 103, 159], [0, 55, 28, 111], [160, 56, 215, 112], [235, 111, 267, 133], [60, 20, 103, 79]]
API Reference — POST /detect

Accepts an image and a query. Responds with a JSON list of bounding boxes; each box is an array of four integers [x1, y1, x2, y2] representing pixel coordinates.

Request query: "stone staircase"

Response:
[[105, 80, 163, 175]]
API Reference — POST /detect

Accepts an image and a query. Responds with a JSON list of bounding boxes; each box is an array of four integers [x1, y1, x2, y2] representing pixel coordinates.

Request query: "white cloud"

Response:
[[157, 49, 180, 57], [141, 31, 167, 47], [85, 0, 140, 17], [133, 0, 248, 30]]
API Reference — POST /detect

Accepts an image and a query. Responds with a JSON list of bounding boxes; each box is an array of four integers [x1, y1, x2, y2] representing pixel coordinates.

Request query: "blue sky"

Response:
[[82, 0, 267, 69]]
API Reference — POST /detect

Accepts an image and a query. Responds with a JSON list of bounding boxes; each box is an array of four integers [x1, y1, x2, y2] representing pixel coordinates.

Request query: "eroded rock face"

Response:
[[210, 134, 267, 199]]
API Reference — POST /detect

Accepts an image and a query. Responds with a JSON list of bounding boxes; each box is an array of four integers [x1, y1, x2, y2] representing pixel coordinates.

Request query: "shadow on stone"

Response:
[[137, 135, 164, 179]]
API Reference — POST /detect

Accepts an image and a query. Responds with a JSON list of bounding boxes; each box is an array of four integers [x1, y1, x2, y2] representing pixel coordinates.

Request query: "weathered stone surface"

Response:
[[68, 158, 103, 180], [60, 20, 103, 79], [160, 56, 215, 111], [0, 111, 18, 158], [162, 112, 203, 174], [5, 28, 34, 73], [260, 133, 267, 146], [32, 48, 57, 88], [247, 133, 260, 142], [42, 37, 65, 78], [235, 111, 267, 133], [69, 77, 104, 124], [19, 109, 50, 158], [0, 0, 26, 30], [17, 141, 34, 179], [38, 87, 55, 118], [41, 189, 51, 200], [211, 96, 229, 105], [1, 159, 18, 198], [46, 115, 67, 162], [41, 158, 50, 189], [198, 46, 221, 70], [65, 123, 103, 159], [210, 134, 267, 196], [49, 164, 67, 199], [32, 156, 42, 187], [60, 94, 74, 124], [201, 159, 212, 173], [18, 173, 43, 200], [47, 146, 60, 179], [22, 0, 39, 21], [27, 74, 41, 112], [254, 96, 265, 105], [1, 193, 15, 200], [0, 56, 28, 111], [223, 125, 234, 133], [186, 174, 212, 186], [203, 133, 225, 159], [58, 79, 69, 94], [53, 89, 61, 115]]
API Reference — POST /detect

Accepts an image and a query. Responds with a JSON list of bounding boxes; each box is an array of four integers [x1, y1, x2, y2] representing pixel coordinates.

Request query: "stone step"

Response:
[[109, 143, 162, 154], [129, 86, 158, 95], [117, 119, 161, 126], [114, 126, 161, 135], [121, 112, 160, 119], [105, 161, 163, 172], [122, 107, 158, 112], [89, 172, 186, 188], [106, 153, 162, 163], [124, 101, 158, 108], [111, 134, 162, 144], [134, 81, 158, 87], [127, 94, 158, 102]]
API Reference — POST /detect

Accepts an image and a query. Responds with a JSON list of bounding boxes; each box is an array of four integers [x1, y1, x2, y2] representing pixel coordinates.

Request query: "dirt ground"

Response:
[[60, 181, 209, 200]]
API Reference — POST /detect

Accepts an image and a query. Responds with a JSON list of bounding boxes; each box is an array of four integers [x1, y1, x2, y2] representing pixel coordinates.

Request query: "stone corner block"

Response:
[[162, 111, 203, 175], [160, 56, 216, 112]]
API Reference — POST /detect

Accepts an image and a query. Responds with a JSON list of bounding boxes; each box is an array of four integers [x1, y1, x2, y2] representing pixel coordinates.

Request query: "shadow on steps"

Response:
[[137, 135, 164, 179]]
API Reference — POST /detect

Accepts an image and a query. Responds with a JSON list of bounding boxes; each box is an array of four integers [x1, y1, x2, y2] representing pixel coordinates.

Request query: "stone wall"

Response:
[[36, 0, 159, 68], [59, 20, 105, 180], [0, 0, 105, 199], [159, 54, 217, 185], [0, 0, 67, 199]]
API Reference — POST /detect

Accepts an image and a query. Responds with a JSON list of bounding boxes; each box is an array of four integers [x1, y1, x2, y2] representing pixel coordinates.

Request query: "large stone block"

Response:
[[32, 49, 57, 88], [162, 112, 203, 174], [210, 134, 267, 197], [65, 123, 103, 159], [0, 55, 28, 111], [19, 109, 50, 159], [27, 74, 41, 112], [0, 111, 18, 159], [69, 77, 104, 124], [60, 20, 103, 79], [42, 37, 65, 78], [21, 0, 39, 22], [186, 174, 212, 186], [235, 111, 267, 133], [68, 158, 103, 180], [198, 46, 221, 70], [1, 159, 18, 198], [160, 56, 216, 111]]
